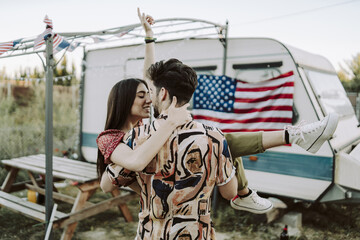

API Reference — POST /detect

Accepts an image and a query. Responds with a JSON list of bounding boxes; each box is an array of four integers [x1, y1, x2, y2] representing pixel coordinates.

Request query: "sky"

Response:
[[1, 0, 359, 77]]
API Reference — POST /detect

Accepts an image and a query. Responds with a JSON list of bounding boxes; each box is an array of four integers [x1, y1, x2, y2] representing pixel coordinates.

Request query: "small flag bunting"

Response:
[[0, 39, 22, 56], [44, 15, 53, 29]]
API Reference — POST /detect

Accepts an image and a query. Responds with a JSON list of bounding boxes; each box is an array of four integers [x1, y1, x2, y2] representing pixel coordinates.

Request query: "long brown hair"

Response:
[[97, 78, 148, 178]]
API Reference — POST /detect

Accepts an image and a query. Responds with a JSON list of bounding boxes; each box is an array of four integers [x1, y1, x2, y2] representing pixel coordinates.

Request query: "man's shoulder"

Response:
[[179, 120, 225, 139]]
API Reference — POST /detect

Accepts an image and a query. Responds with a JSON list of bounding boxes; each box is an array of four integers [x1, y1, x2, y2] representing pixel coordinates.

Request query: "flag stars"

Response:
[[194, 74, 236, 113]]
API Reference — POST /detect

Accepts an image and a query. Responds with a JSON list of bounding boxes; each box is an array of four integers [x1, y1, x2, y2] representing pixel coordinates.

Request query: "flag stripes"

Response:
[[0, 40, 21, 56], [192, 71, 295, 132]]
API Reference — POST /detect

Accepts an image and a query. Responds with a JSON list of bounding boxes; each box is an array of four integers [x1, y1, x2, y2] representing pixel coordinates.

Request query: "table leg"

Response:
[[40, 174, 59, 192], [61, 180, 99, 240], [60, 184, 96, 240], [111, 188, 133, 222], [1, 168, 19, 192], [28, 171, 40, 188]]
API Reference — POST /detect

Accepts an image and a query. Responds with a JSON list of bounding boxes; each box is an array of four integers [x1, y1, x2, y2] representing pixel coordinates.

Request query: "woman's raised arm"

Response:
[[138, 8, 155, 81]]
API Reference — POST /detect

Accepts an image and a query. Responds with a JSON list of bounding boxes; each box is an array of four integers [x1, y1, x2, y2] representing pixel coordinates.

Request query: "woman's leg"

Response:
[[262, 131, 286, 150], [226, 133, 273, 214], [225, 131, 287, 158], [233, 157, 248, 193], [225, 132, 265, 158]]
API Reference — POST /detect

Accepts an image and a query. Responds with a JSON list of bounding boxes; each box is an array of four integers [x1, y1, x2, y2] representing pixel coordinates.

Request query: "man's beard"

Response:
[[153, 106, 160, 118]]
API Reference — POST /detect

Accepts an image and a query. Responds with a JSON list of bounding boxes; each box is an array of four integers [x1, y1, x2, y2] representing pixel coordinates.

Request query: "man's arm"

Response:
[[215, 133, 238, 200]]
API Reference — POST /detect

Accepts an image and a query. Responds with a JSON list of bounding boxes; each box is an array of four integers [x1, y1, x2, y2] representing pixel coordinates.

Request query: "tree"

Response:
[[338, 53, 360, 92], [54, 55, 73, 86]]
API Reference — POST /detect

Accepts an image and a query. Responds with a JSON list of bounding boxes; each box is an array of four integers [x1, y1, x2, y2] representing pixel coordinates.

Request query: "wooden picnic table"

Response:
[[0, 154, 137, 240]]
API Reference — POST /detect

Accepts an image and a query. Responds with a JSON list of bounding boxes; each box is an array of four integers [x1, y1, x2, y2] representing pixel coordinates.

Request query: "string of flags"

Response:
[[89, 27, 134, 43], [33, 15, 79, 55], [0, 15, 134, 57], [0, 39, 22, 56], [3, 74, 75, 83]]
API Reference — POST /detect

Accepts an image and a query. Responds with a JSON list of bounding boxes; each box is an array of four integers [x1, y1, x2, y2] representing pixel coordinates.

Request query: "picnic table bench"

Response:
[[0, 154, 137, 240]]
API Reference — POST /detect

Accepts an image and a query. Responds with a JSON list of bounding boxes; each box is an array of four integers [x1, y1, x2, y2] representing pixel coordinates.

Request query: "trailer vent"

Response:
[[233, 61, 283, 69], [192, 66, 217, 71]]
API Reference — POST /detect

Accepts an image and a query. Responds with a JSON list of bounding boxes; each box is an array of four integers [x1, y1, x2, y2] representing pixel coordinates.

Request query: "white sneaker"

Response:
[[230, 189, 273, 214], [286, 113, 339, 154]]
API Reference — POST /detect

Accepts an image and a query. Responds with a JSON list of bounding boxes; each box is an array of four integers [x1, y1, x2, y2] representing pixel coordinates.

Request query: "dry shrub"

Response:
[[0, 83, 79, 162]]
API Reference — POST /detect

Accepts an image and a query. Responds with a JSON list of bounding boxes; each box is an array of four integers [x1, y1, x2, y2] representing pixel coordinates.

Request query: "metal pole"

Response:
[[45, 34, 54, 238], [222, 20, 229, 76], [78, 47, 86, 161], [212, 20, 229, 216]]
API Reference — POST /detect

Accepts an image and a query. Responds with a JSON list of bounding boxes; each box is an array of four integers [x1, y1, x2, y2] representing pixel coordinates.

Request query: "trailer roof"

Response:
[[284, 44, 336, 74]]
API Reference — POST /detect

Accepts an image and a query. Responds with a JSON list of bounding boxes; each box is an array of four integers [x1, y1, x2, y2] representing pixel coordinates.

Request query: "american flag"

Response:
[[192, 71, 294, 132], [33, 27, 53, 50], [43, 15, 53, 28], [34, 15, 75, 54], [0, 39, 21, 56], [53, 34, 70, 54]]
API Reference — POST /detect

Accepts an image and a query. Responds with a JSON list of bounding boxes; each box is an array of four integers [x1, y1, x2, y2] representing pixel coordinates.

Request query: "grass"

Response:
[[0, 83, 79, 162], [0, 186, 140, 240], [1, 187, 360, 239]]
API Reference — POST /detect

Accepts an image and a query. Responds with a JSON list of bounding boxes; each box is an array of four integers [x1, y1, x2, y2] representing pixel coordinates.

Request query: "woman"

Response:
[[97, 78, 191, 193]]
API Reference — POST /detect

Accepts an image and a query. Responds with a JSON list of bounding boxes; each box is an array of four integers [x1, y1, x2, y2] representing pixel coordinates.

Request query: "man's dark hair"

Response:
[[147, 58, 198, 105]]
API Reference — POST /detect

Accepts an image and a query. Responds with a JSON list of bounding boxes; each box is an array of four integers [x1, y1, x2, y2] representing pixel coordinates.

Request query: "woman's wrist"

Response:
[[145, 31, 153, 38], [164, 117, 179, 129], [145, 37, 156, 44]]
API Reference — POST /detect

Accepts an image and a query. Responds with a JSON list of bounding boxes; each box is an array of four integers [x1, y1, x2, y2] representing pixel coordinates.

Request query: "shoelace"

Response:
[[285, 121, 307, 142], [250, 191, 267, 205]]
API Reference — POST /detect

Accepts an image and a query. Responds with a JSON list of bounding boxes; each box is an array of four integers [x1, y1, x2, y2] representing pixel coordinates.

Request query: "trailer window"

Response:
[[232, 62, 283, 83], [193, 65, 217, 75], [305, 69, 354, 117]]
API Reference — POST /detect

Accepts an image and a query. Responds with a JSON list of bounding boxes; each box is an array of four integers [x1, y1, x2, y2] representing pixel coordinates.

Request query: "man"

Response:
[[121, 58, 237, 239]]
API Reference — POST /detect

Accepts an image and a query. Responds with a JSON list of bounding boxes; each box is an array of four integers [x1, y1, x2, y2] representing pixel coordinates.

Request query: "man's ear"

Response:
[[160, 87, 168, 101]]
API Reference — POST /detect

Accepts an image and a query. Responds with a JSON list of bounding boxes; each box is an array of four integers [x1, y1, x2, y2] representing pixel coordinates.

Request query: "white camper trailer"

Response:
[[81, 37, 360, 203]]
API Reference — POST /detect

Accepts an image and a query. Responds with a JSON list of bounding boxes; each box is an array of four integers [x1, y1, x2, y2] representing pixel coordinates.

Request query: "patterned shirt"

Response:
[[122, 115, 235, 240]]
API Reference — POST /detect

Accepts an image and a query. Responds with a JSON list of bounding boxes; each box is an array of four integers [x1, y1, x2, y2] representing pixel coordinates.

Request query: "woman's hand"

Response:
[[137, 8, 154, 37], [167, 96, 192, 127]]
